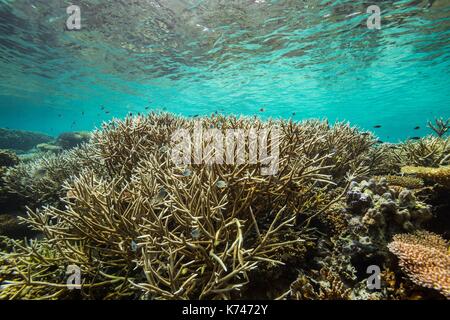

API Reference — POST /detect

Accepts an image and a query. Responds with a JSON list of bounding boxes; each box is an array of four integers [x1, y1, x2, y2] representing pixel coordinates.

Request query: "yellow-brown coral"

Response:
[[375, 175, 424, 189], [401, 165, 450, 189], [388, 231, 450, 298]]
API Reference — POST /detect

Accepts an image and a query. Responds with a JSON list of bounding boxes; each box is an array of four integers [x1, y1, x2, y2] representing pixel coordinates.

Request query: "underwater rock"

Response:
[[0, 128, 53, 151], [346, 190, 372, 214], [56, 131, 91, 150], [347, 178, 432, 231]]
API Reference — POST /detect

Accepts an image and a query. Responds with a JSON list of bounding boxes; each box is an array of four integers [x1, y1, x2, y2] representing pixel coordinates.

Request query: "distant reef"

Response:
[[0, 128, 53, 151]]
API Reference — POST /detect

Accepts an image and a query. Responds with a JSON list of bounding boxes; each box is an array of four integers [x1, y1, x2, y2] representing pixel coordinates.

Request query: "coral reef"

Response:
[[388, 231, 449, 299], [0, 128, 53, 151], [0, 113, 448, 300]]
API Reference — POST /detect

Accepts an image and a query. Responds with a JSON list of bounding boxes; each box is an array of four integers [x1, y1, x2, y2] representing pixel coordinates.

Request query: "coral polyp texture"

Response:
[[0, 113, 449, 300], [388, 231, 450, 298]]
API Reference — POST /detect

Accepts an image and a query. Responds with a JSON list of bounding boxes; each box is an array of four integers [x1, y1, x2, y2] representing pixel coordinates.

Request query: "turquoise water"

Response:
[[0, 0, 449, 141]]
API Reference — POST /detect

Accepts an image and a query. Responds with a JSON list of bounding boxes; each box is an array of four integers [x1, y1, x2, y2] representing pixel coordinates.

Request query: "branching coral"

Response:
[[1, 150, 84, 207], [388, 231, 450, 299], [427, 117, 449, 138], [393, 136, 450, 168], [0, 113, 349, 300], [401, 165, 450, 189]]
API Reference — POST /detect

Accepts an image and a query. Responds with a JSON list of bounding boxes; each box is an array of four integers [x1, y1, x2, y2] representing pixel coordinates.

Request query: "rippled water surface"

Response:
[[0, 0, 449, 141]]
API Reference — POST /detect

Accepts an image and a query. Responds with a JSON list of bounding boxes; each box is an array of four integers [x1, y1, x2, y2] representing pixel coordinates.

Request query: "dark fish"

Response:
[[377, 140, 384, 144], [192, 114, 199, 118], [410, 136, 421, 140], [58, 114, 62, 117], [292, 112, 296, 116], [373, 125, 382, 128], [145, 107, 149, 110], [100, 105, 105, 110], [414, 126, 420, 130], [105, 111, 110, 114], [259, 108, 264, 112], [81, 111, 84, 116], [361, 132, 370, 136]]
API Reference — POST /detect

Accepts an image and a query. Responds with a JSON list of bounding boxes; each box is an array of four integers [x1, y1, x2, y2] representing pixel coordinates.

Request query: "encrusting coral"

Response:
[[388, 231, 449, 299], [0, 113, 448, 300]]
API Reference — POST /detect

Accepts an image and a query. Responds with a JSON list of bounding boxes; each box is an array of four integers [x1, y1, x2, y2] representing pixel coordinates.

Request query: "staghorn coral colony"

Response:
[[0, 113, 449, 300]]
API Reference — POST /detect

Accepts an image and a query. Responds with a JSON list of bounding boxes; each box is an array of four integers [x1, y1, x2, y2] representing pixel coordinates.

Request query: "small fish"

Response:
[[100, 105, 105, 110], [259, 108, 264, 112], [81, 111, 84, 116], [192, 114, 199, 118], [191, 228, 201, 239], [215, 180, 227, 189], [160, 145, 169, 153], [376, 140, 384, 144], [182, 169, 192, 177], [414, 126, 420, 130], [105, 111, 110, 114], [145, 107, 149, 110], [292, 112, 296, 116], [34, 168, 48, 178], [157, 188, 168, 199], [58, 114, 62, 117], [361, 132, 370, 136], [373, 125, 382, 128], [130, 240, 138, 252], [410, 136, 421, 140]]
